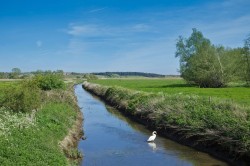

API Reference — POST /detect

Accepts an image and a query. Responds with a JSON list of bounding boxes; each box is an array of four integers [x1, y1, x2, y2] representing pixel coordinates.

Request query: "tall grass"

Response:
[[0, 103, 77, 165], [83, 82, 250, 163]]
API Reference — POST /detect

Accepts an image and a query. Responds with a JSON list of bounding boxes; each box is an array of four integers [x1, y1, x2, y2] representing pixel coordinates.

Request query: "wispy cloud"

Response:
[[88, 7, 106, 13], [66, 25, 99, 36], [66, 23, 154, 38]]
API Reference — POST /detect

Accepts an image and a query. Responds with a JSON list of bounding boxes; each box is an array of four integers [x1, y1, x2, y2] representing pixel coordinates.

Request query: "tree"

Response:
[[10, 67, 21, 79], [175, 28, 225, 87], [0, 72, 6, 79], [220, 47, 245, 82], [243, 35, 250, 85]]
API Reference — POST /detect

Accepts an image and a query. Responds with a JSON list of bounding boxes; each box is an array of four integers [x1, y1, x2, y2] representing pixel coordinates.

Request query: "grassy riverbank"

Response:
[[89, 78, 250, 106], [0, 80, 83, 165], [83, 81, 250, 165]]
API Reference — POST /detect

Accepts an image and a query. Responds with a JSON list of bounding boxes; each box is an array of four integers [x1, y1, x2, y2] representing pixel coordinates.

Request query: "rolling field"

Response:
[[90, 78, 250, 106]]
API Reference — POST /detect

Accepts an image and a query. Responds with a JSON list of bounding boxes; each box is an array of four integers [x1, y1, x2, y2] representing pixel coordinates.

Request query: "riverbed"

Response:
[[75, 85, 227, 166]]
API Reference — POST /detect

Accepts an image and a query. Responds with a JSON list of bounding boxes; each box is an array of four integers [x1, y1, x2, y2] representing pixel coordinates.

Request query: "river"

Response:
[[75, 85, 228, 166]]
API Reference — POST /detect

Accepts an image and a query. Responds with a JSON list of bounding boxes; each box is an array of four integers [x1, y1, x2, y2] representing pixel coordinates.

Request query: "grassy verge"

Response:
[[0, 81, 83, 165], [83, 81, 250, 165], [89, 78, 250, 106]]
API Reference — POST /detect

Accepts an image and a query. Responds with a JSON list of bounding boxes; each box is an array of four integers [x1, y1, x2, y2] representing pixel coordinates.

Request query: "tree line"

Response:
[[92, 72, 166, 77], [0, 69, 64, 79], [175, 28, 250, 87]]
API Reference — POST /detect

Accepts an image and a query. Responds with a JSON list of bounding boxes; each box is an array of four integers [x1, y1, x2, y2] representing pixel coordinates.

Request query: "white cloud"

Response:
[[66, 23, 155, 38]]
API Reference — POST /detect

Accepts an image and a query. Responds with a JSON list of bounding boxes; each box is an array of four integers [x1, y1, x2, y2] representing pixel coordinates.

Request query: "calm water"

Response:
[[75, 85, 228, 166]]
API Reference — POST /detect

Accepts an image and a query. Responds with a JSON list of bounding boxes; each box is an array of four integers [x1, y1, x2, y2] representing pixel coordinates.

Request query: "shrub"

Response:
[[1, 80, 41, 113], [34, 74, 65, 91]]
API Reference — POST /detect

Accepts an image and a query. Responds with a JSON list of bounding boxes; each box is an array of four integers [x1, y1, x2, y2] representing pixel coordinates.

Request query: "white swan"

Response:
[[147, 131, 157, 142]]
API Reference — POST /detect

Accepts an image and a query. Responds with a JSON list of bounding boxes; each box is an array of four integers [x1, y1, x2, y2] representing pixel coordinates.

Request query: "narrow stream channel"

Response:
[[75, 85, 228, 166]]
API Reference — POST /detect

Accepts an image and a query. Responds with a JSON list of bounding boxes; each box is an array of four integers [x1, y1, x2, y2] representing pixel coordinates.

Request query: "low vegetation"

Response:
[[89, 78, 250, 106], [83, 81, 250, 164], [0, 74, 82, 165]]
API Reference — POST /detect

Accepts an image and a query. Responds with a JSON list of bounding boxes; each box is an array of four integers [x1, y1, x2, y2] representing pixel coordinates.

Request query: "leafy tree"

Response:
[[175, 28, 225, 87], [10, 67, 21, 79], [243, 35, 250, 85], [0, 72, 6, 79], [55, 70, 64, 76], [220, 47, 245, 82]]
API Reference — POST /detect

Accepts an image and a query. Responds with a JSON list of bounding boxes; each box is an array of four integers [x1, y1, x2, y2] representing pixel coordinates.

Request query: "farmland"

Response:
[[89, 78, 250, 107]]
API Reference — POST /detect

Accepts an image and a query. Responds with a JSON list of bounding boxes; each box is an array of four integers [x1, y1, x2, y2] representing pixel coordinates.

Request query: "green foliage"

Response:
[[83, 74, 98, 80], [243, 35, 250, 85], [220, 47, 245, 82], [34, 73, 65, 90], [1, 80, 41, 113], [9, 67, 21, 79], [176, 29, 225, 87], [0, 72, 8, 79], [0, 103, 77, 165], [0, 82, 79, 165]]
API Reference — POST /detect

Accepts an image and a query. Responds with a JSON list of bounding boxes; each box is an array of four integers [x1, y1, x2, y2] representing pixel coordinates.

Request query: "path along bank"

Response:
[[83, 82, 250, 166]]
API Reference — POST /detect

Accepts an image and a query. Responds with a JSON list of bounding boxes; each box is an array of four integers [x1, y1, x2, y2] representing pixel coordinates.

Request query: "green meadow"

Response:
[[90, 78, 250, 107]]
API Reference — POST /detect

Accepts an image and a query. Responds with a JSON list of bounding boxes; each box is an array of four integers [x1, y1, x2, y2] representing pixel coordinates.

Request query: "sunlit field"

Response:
[[90, 78, 250, 106]]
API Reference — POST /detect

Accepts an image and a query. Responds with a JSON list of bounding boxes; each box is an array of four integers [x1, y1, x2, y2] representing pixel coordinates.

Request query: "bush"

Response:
[[83, 74, 98, 80], [1, 80, 41, 113], [34, 74, 65, 91]]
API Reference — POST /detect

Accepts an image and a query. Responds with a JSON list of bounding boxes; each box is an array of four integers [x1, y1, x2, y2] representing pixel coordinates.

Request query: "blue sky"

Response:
[[0, 0, 250, 74]]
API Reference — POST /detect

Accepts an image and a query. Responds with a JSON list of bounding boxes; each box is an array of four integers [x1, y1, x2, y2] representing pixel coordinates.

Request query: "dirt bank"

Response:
[[59, 84, 84, 164]]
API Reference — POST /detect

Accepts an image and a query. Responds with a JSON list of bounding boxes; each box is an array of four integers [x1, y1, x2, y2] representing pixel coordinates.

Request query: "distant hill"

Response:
[[91, 72, 167, 78]]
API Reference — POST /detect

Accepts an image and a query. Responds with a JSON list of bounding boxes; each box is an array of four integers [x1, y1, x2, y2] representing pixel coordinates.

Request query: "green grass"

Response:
[[0, 81, 80, 165], [0, 103, 77, 165], [90, 78, 250, 106], [0, 81, 19, 88]]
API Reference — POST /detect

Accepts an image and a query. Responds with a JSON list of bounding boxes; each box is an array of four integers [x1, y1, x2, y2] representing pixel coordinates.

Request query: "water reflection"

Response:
[[148, 142, 157, 151]]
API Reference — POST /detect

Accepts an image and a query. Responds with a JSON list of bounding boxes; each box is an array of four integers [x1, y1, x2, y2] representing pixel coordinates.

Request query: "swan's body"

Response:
[[147, 131, 157, 142]]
